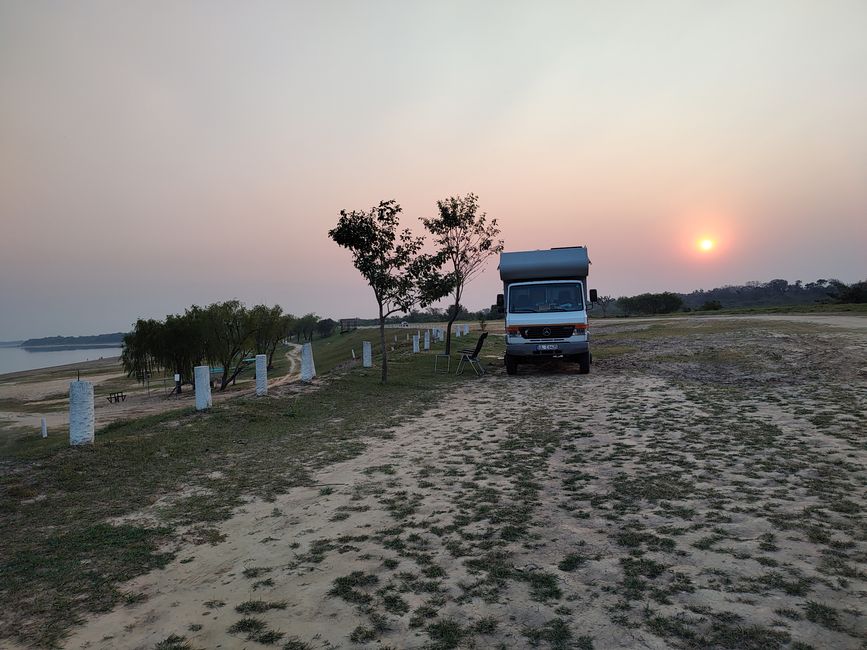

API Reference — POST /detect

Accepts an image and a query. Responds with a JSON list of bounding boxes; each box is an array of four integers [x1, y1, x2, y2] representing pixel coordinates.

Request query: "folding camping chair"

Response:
[[456, 332, 489, 376]]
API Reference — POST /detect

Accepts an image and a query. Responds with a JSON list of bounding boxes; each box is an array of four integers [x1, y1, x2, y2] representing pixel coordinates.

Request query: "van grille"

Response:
[[520, 326, 573, 339]]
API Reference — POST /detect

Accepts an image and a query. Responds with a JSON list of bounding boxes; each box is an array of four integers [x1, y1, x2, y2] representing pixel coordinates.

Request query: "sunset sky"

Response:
[[1, 1, 865, 339]]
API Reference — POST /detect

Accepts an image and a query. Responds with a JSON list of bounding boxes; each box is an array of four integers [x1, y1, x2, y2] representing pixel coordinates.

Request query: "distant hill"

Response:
[[19, 332, 126, 350]]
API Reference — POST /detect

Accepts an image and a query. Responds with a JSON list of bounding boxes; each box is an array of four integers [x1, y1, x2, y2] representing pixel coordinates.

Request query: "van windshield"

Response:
[[509, 283, 584, 313]]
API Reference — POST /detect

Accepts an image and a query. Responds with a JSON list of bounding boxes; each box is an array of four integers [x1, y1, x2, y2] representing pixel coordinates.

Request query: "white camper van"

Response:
[[496, 247, 597, 375]]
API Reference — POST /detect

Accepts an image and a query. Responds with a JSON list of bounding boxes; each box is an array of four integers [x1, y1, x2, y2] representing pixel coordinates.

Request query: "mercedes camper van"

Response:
[[497, 247, 597, 375]]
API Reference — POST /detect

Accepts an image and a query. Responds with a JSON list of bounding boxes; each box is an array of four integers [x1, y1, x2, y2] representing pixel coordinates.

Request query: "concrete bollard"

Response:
[[424, 330, 430, 351], [412, 334, 420, 353], [195, 365, 212, 410], [69, 380, 94, 445], [41, 417, 47, 438], [465, 324, 470, 335], [255, 354, 268, 396], [301, 342, 316, 382], [363, 341, 372, 368], [351, 348, 356, 360]]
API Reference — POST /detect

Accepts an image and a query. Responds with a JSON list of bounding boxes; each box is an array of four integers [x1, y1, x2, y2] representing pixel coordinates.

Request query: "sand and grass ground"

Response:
[[2, 317, 866, 649], [0, 342, 301, 456]]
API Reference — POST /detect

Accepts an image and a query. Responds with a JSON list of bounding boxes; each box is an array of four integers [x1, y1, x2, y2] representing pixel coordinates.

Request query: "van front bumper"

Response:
[[506, 341, 589, 358]]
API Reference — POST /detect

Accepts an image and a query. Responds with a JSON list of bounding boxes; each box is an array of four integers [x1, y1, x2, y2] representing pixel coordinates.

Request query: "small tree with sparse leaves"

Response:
[[422, 193, 503, 355], [329, 200, 451, 383]]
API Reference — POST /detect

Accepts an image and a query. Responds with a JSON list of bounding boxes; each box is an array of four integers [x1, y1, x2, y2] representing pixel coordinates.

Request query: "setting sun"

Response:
[[698, 238, 715, 252]]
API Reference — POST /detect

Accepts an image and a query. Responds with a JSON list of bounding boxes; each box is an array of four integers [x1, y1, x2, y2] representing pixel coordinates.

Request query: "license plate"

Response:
[[537, 344, 559, 351]]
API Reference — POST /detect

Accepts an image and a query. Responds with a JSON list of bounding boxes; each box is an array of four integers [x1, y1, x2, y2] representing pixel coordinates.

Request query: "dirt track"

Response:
[[62, 316, 867, 649]]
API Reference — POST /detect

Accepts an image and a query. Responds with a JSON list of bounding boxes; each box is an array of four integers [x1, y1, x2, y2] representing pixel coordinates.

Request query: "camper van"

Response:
[[496, 247, 597, 375]]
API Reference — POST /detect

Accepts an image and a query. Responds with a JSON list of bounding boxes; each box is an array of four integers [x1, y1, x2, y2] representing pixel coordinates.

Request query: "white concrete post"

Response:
[[464, 324, 470, 335], [194, 365, 212, 410], [69, 380, 94, 445], [424, 330, 430, 351], [362, 341, 372, 368], [301, 342, 316, 382], [255, 354, 268, 396], [412, 334, 420, 353], [41, 417, 47, 438], [351, 348, 356, 360], [455, 327, 461, 338]]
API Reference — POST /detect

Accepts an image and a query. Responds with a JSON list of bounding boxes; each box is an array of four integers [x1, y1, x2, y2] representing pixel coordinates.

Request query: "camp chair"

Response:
[[456, 332, 489, 376]]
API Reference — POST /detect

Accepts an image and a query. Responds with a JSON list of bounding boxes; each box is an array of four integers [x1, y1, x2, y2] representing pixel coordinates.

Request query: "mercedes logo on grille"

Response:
[[542, 327, 551, 337]]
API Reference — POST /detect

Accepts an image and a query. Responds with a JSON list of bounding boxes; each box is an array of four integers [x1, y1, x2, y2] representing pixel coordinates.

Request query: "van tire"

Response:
[[505, 355, 518, 375], [577, 352, 590, 374]]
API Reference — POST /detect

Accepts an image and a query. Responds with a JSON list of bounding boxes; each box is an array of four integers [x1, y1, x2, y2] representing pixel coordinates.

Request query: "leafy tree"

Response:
[[617, 292, 683, 315], [329, 199, 450, 382], [316, 317, 338, 338], [293, 313, 319, 342], [161, 311, 206, 388], [199, 301, 255, 391], [121, 316, 205, 391], [422, 193, 503, 354], [121, 319, 162, 382], [250, 304, 290, 369], [836, 280, 867, 303]]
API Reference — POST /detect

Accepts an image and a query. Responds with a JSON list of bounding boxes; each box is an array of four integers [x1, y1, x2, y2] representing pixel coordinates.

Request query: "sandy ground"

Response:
[[57, 315, 867, 650], [0, 346, 303, 435]]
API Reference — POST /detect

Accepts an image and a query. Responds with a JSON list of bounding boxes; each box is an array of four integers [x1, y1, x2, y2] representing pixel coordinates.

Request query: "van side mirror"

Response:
[[496, 294, 504, 307], [589, 289, 598, 303]]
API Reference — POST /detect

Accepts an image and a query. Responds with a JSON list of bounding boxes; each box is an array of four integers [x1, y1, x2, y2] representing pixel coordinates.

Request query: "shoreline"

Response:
[[0, 355, 122, 381]]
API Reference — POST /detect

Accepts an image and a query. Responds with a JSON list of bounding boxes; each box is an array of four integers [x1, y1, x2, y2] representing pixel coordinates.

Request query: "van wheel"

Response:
[[577, 352, 590, 374], [505, 355, 518, 375]]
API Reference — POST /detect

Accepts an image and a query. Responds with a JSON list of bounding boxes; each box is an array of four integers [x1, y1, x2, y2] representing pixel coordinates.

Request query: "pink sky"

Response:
[[1, 1, 865, 339]]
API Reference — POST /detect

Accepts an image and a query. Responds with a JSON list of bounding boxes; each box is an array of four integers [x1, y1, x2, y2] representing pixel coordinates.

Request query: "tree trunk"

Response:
[[445, 300, 459, 356], [378, 303, 388, 383]]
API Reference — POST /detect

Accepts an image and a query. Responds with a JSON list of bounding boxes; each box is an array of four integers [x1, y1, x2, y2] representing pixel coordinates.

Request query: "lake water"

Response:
[[0, 347, 123, 376]]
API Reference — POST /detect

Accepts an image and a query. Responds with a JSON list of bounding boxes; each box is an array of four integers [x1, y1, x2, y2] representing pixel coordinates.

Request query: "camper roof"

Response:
[[499, 247, 589, 282]]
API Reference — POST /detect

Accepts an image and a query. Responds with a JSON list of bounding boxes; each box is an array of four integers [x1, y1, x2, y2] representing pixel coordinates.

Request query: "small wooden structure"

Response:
[[107, 391, 126, 403], [340, 318, 358, 334]]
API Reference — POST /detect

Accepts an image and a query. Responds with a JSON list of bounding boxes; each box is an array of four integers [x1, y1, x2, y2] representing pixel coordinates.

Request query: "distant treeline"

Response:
[[20, 332, 126, 349], [600, 278, 867, 316]]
